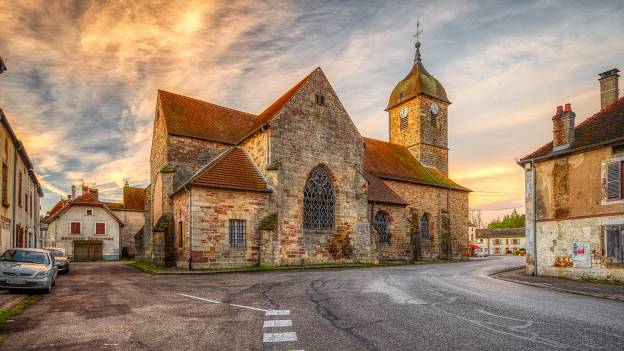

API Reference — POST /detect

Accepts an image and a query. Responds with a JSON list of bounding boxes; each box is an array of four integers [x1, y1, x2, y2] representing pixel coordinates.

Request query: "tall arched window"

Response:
[[421, 213, 430, 240], [303, 166, 335, 230], [374, 211, 389, 243]]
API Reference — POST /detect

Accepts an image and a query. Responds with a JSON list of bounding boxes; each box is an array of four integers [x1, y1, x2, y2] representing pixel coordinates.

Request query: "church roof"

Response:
[[157, 89, 257, 144], [172, 147, 270, 195], [364, 171, 407, 205], [386, 45, 450, 110], [363, 138, 469, 192], [519, 96, 624, 163]]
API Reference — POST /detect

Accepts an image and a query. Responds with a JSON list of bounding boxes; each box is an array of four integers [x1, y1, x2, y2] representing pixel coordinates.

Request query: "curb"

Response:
[[0, 294, 29, 310], [492, 269, 624, 302]]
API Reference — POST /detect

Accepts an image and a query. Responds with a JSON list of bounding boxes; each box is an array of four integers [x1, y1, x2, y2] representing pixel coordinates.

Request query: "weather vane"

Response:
[[413, 20, 423, 63], [413, 20, 423, 44]]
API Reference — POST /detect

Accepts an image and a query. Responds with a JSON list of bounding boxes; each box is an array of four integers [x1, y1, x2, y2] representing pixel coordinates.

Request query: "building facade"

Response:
[[519, 68, 624, 281], [475, 228, 525, 255], [140, 41, 470, 269]]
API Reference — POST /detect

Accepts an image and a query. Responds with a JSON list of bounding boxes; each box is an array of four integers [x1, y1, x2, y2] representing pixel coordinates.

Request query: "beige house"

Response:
[[476, 228, 525, 255], [44, 184, 145, 260], [519, 68, 624, 281]]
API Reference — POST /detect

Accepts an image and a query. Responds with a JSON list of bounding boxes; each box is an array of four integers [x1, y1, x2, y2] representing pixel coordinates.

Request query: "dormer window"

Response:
[[315, 94, 325, 105]]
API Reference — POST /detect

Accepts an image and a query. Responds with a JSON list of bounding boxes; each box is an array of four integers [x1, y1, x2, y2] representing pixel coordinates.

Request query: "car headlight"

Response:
[[34, 272, 47, 279]]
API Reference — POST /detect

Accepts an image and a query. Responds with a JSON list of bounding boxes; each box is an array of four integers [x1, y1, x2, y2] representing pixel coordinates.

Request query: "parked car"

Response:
[[45, 247, 70, 274], [474, 248, 489, 257], [0, 248, 58, 293]]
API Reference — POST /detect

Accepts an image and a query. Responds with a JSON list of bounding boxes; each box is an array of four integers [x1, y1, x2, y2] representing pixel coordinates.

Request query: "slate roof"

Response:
[[519, 97, 624, 163], [173, 147, 269, 195], [363, 138, 470, 192], [364, 171, 407, 205], [476, 228, 525, 239], [157, 89, 257, 144]]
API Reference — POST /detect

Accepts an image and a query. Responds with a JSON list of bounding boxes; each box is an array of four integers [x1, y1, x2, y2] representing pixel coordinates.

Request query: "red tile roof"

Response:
[[72, 192, 99, 203], [363, 138, 470, 191], [187, 147, 269, 192], [520, 97, 624, 162], [122, 186, 146, 211], [364, 171, 407, 205], [158, 90, 257, 144]]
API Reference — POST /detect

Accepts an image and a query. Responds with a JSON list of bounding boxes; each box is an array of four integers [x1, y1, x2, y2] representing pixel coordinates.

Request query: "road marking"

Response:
[[263, 332, 298, 342], [263, 319, 292, 328], [266, 309, 290, 316], [179, 293, 268, 313]]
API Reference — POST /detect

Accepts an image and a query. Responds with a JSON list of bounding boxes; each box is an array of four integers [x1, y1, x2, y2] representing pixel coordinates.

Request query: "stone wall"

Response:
[[384, 180, 469, 259], [168, 136, 228, 188], [112, 209, 144, 258], [266, 68, 372, 265], [174, 186, 270, 269], [369, 203, 412, 262]]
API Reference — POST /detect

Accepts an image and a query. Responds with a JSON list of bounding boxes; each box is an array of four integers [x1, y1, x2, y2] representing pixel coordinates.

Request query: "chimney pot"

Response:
[[564, 103, 571, 112], [556, 105, 563, 115]]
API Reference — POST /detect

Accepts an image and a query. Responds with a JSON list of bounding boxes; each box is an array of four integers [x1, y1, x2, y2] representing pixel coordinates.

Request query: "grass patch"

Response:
[[132, 260, 167, 273], [0, 295, 40, 324], [580, 277, 624, 286]]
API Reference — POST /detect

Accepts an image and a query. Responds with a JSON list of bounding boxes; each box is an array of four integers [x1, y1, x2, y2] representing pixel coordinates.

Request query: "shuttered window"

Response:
[[70, 222, 81, 234], [95, 222, 106, 235], [606, 225, 623, 263], [603, 159, 624, 202], [1, 163, 7, 206]]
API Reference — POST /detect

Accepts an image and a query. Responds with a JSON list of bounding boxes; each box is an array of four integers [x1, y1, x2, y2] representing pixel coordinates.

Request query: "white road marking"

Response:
[[263, 332, 298, 343], [263, 319, 293, 328], [179, 293, 268, 313], [266, 309, 290, 316]]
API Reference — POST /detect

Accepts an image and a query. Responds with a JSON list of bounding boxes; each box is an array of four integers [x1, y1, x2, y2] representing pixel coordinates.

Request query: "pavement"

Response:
[[0, 290, 26, 310], [495, 268, 624, 301], [0, 257, 623, 350]]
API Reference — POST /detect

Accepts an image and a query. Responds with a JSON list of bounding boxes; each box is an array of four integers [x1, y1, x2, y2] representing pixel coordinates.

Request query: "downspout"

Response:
[[184, 186, 192, 270], [531, 159, 538, 276], [11, 142, 20, 247]]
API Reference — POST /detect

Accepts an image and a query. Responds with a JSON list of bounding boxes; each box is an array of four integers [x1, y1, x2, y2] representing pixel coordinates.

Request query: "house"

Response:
[[44, 183, 146, 260], [0, 108, 43, 253], [140, 40, 470, 269], [475, 228, 525, 255], [518, 68, 624, 280]]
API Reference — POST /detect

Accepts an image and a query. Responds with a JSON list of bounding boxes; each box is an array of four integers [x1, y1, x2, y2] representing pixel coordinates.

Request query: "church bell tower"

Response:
[[386, 31, 451, 175]]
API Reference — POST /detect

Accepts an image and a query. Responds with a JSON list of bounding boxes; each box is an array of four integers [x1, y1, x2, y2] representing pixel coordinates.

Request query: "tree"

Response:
[[487, 208, 525, 229], [469, 208, 484, 228]]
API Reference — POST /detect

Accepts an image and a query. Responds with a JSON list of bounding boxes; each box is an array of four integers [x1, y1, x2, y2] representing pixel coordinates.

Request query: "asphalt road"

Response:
[[1, 257, 623, 351]]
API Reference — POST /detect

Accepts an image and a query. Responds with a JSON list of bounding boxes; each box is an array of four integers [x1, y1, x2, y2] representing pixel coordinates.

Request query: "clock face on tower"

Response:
[[399, 107, 409, 118], [431, 103, 439, 115]]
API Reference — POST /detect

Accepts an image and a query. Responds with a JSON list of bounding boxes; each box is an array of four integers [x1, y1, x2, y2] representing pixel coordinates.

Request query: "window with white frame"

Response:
[[229, 219, 245, 247], [95, 222, 106, 235], [70, 221, 81, 235], [602, 156, 624, 202]]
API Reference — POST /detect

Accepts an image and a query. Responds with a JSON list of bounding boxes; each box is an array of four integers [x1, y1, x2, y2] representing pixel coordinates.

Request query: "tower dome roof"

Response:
[[386, 44, 450, 110]]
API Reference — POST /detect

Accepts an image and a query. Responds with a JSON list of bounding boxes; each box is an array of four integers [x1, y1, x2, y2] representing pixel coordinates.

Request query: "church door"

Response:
[[439, 210, 451, 259]]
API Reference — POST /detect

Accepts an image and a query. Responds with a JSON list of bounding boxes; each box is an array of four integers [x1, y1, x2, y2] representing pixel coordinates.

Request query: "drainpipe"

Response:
[[11, 142, 20, 247], [184, 186, 192, 270], [531, 159, 538, 276]]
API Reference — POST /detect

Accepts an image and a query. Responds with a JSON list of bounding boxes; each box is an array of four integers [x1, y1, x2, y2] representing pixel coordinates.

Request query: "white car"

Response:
[[0, 248, 58, 293]]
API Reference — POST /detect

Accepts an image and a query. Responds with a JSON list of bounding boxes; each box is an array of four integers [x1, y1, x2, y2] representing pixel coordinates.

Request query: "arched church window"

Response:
[[422, 213, 430, 240], [374, 211, 389, 243], [303, 166, 335, 230]]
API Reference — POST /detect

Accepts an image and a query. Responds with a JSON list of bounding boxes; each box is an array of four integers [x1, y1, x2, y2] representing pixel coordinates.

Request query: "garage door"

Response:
[[74, 241, 103, 261]]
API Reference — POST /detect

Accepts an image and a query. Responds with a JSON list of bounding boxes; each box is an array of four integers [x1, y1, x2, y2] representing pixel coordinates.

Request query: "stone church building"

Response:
[[139, 42, 470, 269]]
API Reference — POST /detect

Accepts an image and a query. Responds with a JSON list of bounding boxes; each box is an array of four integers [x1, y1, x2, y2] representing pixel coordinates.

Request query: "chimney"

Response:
[[81, 184, 89, 195], [552, 103, 575, 151], [599, 68, 620, 109], [89, 188, 99, 200], [71, 184, 76, 200]]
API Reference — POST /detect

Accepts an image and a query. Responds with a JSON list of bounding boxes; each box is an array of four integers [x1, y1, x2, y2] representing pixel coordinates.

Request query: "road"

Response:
[[1, 257, 623, 351]]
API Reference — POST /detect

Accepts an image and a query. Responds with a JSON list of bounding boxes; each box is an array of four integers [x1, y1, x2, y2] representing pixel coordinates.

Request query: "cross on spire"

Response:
[[413, 20, 423, 63]]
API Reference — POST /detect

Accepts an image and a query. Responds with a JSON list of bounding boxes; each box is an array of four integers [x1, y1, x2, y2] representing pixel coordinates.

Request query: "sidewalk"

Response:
[[495, 268, 624, 302], [0, 290, 27, 310]]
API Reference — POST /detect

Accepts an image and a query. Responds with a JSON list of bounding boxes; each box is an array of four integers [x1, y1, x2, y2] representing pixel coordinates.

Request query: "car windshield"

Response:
[[0, 250, 49, 265], [47, 249, 65, 257]]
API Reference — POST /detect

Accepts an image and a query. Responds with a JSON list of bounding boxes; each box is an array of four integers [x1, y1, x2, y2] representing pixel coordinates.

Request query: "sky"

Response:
[[0, 0, 623, 225]]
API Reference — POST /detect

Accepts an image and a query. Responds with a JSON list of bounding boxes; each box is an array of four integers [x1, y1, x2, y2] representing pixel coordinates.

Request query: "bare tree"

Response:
[[469, 208, 483, 229]]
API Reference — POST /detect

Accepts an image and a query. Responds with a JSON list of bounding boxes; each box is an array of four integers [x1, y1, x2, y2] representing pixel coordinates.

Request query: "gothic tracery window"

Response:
[[303, 166, 335, 230], [374, 211, 389, 243], [421, 213, 430, 240]]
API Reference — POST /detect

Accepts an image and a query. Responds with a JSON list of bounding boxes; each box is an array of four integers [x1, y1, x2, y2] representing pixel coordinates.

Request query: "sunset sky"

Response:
[[0, 0, 623, 224]]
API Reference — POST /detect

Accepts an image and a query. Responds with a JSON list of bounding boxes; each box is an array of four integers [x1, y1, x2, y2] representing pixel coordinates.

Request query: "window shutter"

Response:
[[606, 161, 622, 201]]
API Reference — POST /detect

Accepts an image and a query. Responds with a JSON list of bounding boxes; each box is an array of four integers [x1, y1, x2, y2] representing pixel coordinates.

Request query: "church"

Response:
[[139, 41, 470, 269]]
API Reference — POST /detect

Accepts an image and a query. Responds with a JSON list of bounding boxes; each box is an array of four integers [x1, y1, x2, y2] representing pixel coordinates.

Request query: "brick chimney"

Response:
[[552, 103, 575, 151], [599, 68, 620, 109]]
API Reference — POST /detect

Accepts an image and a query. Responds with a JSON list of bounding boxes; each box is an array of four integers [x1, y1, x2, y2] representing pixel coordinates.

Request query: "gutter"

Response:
[[518, 136, 624, 166], [531, 159, 538, 276]]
